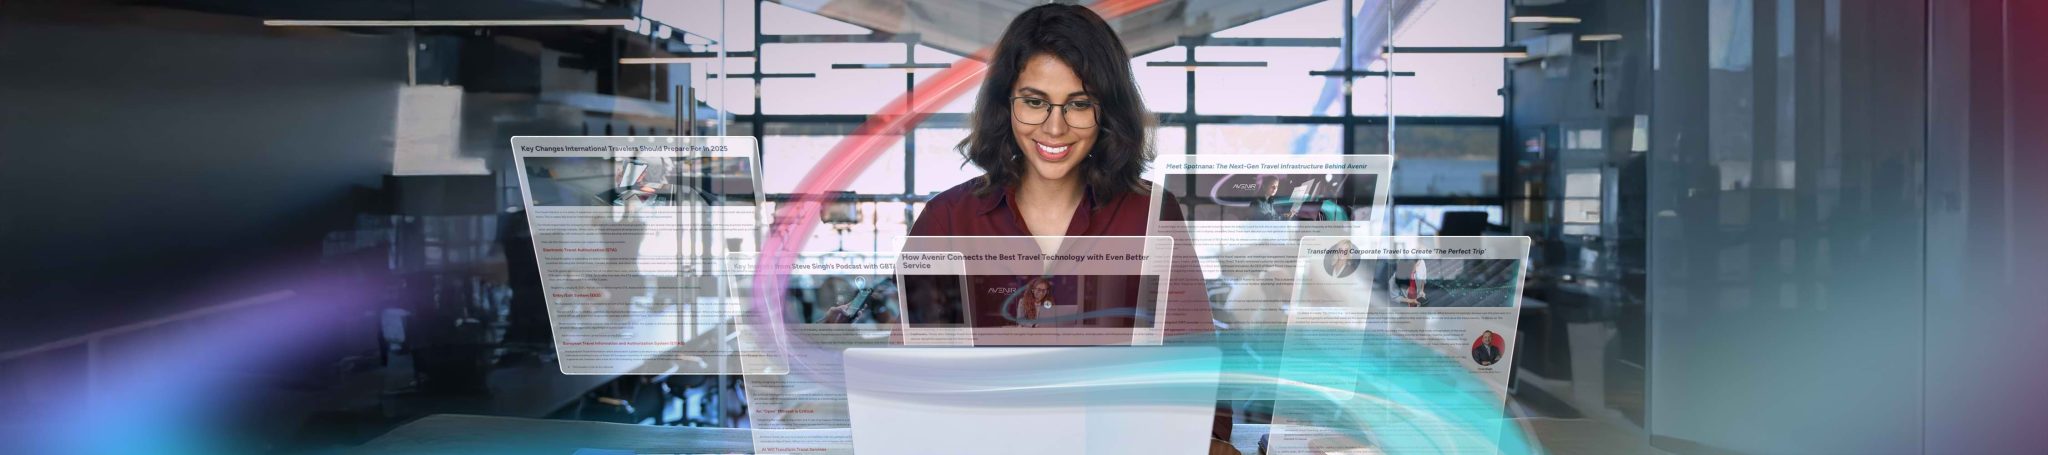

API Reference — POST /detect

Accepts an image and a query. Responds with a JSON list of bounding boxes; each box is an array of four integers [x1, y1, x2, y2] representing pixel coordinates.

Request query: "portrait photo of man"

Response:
[[1471, 330, 1506, 366]]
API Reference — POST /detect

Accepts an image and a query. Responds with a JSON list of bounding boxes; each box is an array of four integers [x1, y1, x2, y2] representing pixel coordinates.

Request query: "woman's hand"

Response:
[[1209, 437, 1243, 455], [821, 303, 858, 323]]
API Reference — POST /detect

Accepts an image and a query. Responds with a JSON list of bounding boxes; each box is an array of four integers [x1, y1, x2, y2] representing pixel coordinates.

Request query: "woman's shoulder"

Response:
[[1120, 178, 1189, 222], [911, 178, 990, 236], [926, 177, 991, 211], [1119, 178, 1174, 204]]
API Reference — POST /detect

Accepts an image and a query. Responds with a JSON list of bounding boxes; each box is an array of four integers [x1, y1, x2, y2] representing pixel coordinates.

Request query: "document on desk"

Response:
[[724, 252, 898, 455], [1145, 154, 1392, 399], [510, 136, 766, 375], [1269, 236, 1531, 455]]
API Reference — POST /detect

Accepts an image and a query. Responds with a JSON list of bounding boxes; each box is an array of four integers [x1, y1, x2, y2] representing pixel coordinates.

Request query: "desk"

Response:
[[359, 415, 1261, 454], [351, 414, 756, 455], [383, 362, 617, 419]]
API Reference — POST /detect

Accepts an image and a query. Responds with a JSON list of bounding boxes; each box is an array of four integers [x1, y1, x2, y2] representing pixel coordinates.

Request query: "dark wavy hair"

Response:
[[961, 3, 1152, 205]]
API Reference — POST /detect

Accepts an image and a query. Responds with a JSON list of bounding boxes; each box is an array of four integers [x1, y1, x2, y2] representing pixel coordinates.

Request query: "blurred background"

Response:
[[1, 0, 2044, 453]]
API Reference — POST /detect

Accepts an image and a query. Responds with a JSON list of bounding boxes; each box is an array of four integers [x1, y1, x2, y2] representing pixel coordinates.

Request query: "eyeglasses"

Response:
[[1010, 96, 1098, 129]]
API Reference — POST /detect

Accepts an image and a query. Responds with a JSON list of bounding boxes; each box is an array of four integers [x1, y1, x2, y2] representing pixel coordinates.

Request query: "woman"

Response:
[[908, 3, 1214, 334], [1250, 174, 1286, 221], [910, 4, 1156, 239], [1323, 239, 1361, 279], [907, 5, 1235, 453]]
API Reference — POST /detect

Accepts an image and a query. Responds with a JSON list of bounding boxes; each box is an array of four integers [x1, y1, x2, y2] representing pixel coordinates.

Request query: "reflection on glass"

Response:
[[1196, 46, 1341, 116], [1359, 54, 1506, 117], [913, 128, 977, 194], [1214, 0, 1343, 38], [1355, 125, 1499, 197], [1131, 46, 1188, 113], [914, 45, 982, 114], [762, 133, 906, 194], [1197, 124, 1342, 155], [761, 43, 904, 115], [1390, 205, 1503, 236]]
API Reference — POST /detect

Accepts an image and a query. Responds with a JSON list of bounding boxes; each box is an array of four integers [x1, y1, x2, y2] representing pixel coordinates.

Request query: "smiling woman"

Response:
[[908, 3, 1161, 239], [902, 4, 1235, 454]]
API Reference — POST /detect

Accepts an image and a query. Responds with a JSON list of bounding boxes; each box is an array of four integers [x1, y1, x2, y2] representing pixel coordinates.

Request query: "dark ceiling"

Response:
[[780, 0, 1326, 57]]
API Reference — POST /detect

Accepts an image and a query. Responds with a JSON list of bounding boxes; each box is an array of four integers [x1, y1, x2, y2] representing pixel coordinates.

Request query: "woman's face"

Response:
[[1010, 53, 1098, 184]]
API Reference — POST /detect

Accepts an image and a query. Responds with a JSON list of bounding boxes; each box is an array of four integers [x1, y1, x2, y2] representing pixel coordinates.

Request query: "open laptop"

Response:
[[842, 346, 1221, 455]]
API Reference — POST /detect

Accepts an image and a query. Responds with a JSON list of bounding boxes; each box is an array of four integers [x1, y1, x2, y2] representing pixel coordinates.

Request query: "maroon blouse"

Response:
[[909, 178, 1164, 237], [907, 178, 1231, 443]]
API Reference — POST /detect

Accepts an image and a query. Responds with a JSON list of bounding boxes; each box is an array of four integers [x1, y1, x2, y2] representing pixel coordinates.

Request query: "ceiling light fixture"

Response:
[[1143, 61, 1269, 71], [1383, 46, 1530, 58], [1510, 16, 1583, 24], [621, 57, 710, 64], [263, 19, 636, 27]]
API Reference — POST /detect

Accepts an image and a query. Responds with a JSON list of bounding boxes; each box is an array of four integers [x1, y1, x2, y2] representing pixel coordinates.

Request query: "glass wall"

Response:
[[640, 0, 1508, 253], [1648, 0, 1927, 452]]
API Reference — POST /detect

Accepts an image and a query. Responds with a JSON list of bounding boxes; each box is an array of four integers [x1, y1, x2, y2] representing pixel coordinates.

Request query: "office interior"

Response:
[[1, 0, 2044, 453]]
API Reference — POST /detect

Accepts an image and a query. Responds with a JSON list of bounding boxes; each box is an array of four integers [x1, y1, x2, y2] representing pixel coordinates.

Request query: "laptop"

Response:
[[842, 346, 1221, 454]]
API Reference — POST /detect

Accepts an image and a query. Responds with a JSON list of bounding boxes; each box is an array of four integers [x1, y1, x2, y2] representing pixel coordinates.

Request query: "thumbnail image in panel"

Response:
[[523, 156, 758, 207], [784, 272, 898, 325], [898, 273, 968, 327], [1162, 172, 1379, 223], [957, 274, 1158, 329], [1319, 238, 1366, 279], [1373, 258, 1522, 308], [1470, 330, 1507, 366]]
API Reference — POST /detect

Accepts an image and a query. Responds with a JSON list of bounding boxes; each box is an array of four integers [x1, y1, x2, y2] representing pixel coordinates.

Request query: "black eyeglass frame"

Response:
[[1009, 96, 1100, 129]]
